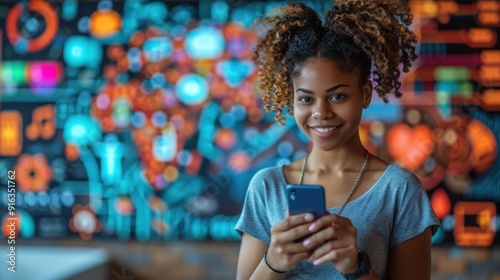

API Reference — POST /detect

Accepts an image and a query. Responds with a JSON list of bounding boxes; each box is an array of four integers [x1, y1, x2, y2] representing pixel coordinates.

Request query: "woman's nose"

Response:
[[313, 100, 334, 120]]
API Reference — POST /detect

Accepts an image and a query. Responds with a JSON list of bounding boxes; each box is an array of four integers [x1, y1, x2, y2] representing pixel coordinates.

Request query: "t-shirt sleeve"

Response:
[[390, 174, 441, 247], [234, 170, 272, 244]]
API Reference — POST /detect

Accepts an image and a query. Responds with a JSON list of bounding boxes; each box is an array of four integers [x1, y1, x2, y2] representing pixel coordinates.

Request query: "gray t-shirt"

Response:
[[235, 164, 440, 279]]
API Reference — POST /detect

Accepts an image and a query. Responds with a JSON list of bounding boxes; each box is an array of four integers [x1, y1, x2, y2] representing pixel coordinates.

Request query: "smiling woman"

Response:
[[235, 1, 440, 279]]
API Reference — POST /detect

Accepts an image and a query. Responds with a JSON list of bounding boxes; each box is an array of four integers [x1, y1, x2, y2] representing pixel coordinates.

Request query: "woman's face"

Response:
[[292, 58, 372, 151]]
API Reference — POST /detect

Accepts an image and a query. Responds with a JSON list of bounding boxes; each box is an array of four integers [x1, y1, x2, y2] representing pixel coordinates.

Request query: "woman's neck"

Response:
[[306, 139, 367, 174]]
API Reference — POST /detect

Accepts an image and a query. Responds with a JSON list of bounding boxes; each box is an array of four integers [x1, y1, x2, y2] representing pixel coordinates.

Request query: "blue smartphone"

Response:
[[286, 184, 326, 241]]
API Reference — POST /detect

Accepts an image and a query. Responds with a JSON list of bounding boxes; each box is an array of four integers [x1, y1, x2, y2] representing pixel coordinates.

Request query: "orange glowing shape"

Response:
[[430, 188, 451, 219], [6, 0, 59, 52], [2, 213, 21, 238], [466, 119, 497, 174], [14, 153, 53, 193], [65, 143, 80, 161], [89, 9, 122, 38], [386, 124, 435, 171], [214, 128, 237, 150], [25, 104, 55, 141], [454, 201, 496, 247], [114, 197, 134, 216], [0, 111, 23, 156], [228, 151, 251, 173], [69, 204, 102, 241]]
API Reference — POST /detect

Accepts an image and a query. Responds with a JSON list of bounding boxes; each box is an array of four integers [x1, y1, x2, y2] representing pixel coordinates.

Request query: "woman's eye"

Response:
[[298, 96, 312, 103], [331, 94, 345, 101]]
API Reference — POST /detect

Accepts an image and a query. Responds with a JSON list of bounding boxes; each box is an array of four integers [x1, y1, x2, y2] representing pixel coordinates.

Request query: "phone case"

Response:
[[286, 184, 326, 220]]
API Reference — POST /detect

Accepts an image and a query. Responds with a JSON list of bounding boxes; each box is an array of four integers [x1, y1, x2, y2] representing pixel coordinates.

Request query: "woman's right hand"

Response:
[[266, 213, 316, 272]]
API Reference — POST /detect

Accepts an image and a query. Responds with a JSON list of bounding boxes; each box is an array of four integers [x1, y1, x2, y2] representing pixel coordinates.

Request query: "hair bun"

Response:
[[326, 0, 418, 100]]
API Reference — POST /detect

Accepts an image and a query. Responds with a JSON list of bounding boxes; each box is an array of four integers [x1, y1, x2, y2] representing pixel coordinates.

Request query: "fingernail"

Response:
[[304, 213, 314, 221], [308, 223, 316, 231], [331, 222, 339, 228], [313, 259, 321, 266], [303, 239, 312, 247]]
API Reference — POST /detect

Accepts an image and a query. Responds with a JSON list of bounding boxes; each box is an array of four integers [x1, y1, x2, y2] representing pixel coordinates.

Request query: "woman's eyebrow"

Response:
[[295, 84, 350, 94]]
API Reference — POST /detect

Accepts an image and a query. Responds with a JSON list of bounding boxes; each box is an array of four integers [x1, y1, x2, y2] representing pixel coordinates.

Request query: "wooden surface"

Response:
[[13, 239, 500, 280]]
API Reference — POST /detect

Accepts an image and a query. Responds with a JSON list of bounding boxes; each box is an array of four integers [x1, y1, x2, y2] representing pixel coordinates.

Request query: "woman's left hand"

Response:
[[302, 214, 359, 274]]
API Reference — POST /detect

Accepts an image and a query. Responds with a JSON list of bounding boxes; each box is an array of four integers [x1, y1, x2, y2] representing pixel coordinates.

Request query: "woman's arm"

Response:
[[386, 227, 433, 280], [236, 233, 278, 280], [237, 213, 316, 280]]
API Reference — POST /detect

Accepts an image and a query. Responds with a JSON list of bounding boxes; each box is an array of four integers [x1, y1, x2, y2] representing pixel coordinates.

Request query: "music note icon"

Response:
[[26, 104, 56, 141]]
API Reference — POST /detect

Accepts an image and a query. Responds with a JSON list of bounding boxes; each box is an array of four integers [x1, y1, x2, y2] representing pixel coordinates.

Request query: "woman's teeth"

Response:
[[314, 127, 336, 133]]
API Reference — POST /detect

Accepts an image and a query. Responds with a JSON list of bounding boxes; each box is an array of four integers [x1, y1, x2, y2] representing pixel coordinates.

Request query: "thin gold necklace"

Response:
[[298, 152, 370, 215]]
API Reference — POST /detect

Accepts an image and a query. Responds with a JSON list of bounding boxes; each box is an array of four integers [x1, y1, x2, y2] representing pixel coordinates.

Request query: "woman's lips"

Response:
[[310, 124, 343, 138]]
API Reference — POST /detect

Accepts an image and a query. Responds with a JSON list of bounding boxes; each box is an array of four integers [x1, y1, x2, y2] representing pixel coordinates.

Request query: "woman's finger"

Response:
[[272, 213, 314, 232]]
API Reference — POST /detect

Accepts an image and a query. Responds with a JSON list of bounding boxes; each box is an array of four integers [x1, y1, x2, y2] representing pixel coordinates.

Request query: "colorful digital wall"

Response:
[[0, 0, 498, 246]]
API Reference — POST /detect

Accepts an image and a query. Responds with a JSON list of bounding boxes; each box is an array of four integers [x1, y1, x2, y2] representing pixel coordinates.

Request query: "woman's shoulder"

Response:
[[382, 164, 422, 186], [249, 165, 285, 187]]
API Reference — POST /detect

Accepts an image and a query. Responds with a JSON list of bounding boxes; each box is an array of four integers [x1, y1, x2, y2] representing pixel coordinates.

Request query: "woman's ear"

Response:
[[362, 81, 373, 109]]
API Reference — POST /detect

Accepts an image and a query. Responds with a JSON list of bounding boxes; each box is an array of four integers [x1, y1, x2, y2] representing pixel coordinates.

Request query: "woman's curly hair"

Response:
[[252, 0, 418, 125]]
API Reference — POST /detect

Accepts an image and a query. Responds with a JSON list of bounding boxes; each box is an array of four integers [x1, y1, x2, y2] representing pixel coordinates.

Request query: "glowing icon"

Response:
[[28, 61, 62, 89], [14, 154, 53, 193], [1, 61, 27, 85], [144, 37, 173, 62], [63, 115, 102, 146], [69, 204, 102, 241], [89, 9, 122, 38], [216, 59, 254, 88], [101, 134, 123, 185], [175, 73, 209, 105], [153, 124, 177, 162], [430, 188, 451, 219], [0, 111, 22, 156], [25, 104, 56, 141], [64, 36, 103, 68], [185, 25, 225, 59], [6, 0, 59, 53], [454, 201, 496, 247]]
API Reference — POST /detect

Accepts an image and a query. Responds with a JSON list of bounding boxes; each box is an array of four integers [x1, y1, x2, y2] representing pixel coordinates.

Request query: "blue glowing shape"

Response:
[[244, 127, 258, 141], [64, 36, 102, 68], [171, 5, 195, 24], [231, 104, 247, 121], [61, 191, 75, 207], [144, 37, 173, 62], [216, 59, 254, 88], [153, 126, 177, 162], [97, 0, 113, 10], [101, 134, 123, 185], [177, 150, 192, 166], [277, 141, 294, 157], [144, 2, 168, 25], [152, 111, 167, 128], [19, 210, 36, 239], [211, 1, 229, 23], [149, 73, 166, 89], [62, 0, 78, 21], [77, 17, 90, 33], [219, 112, 235, 128], [63, 115, 101, 146], [185, 26, 225, 60], [132, 111, 146, 128], [175, 73, 209, 105]]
